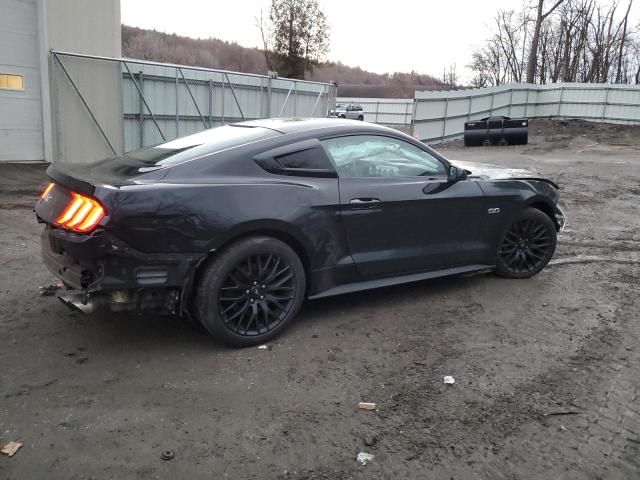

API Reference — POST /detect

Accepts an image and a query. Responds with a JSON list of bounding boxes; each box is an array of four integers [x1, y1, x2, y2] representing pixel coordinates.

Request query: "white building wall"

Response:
[[0, 0, 121, 162], [0, 0, 44, 161]]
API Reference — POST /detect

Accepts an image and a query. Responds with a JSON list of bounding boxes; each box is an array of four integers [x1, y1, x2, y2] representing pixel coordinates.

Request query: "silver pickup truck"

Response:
[[329, 103, 364, 120]]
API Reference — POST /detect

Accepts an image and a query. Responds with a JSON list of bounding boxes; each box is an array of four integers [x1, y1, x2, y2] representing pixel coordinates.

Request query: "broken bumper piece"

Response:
[[41, 226, 203, 315]]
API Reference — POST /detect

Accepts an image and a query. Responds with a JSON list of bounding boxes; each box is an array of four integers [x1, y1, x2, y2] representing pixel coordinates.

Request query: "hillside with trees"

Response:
[[121, 25, 444, 97]]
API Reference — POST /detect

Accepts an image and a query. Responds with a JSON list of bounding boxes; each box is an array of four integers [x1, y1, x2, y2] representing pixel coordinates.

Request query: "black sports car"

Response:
[[35, 119, 565, 346]]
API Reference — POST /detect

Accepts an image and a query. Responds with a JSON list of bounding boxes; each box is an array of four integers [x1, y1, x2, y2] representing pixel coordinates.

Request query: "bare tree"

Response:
[[470, 0, 639, 86], [256, 10, 274, 72], [442, 63, 459, 87], [526, 0, 566, 83], [615, 0, 634, 82]]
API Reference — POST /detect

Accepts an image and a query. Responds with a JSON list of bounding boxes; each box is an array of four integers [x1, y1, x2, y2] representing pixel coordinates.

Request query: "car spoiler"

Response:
[[46, 164, 96, 196]]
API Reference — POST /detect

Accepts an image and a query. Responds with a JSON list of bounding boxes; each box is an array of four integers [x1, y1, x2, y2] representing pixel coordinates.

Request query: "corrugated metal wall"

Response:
[[413, 83, 640, 143], [51, 52, 337, 162], [121, 61, 335, 152], [336, 97, 413, 126]]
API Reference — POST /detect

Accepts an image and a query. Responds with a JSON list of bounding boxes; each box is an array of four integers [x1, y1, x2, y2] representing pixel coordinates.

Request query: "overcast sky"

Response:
[[121, 0, 640, 82]]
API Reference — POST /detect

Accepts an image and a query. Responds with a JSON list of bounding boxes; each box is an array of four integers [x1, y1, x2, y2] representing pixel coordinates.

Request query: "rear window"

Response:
[[124, 125, 279, 167]]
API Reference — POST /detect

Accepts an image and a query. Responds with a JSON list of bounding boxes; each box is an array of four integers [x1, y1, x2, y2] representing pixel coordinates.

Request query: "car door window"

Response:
[[321, 135, 447, 178]]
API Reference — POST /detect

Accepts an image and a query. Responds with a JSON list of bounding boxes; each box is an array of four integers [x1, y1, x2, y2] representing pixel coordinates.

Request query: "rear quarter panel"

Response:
[[96, 176, 350, 273]]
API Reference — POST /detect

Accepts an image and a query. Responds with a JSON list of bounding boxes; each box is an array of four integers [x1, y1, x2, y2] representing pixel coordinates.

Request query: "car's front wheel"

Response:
[[495, 207, 557, 279], [195, 236, 306, 347]]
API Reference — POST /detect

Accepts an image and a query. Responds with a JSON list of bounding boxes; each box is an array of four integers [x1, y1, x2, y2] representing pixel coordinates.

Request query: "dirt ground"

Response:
[[1, 119, 639, 479]]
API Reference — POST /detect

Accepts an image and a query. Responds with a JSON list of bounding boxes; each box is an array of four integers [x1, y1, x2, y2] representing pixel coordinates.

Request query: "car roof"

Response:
[[232, 117, 395, 136]]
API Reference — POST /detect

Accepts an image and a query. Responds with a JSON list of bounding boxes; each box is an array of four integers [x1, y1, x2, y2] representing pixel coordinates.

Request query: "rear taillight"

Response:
[[39, 182, 55, 200], [55, 191, 106, 233]]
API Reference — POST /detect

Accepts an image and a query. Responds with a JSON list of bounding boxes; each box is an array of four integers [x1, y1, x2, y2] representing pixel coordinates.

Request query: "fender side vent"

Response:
[[136, 269, 169, 286]]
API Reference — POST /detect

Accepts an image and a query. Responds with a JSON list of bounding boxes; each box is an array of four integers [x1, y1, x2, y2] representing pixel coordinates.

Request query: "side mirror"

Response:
[[448, 165, 467, 182]]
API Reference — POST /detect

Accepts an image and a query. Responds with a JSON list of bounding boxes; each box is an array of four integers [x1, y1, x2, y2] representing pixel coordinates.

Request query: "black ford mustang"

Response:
[[36, 119, 565, 346]]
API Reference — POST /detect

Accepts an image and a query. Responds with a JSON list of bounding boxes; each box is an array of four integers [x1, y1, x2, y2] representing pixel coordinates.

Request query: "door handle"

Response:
[[349, 198, 381, 208]]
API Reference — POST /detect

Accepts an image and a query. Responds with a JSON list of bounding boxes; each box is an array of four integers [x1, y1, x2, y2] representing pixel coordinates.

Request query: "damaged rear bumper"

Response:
[[41, 227, 204, 314]]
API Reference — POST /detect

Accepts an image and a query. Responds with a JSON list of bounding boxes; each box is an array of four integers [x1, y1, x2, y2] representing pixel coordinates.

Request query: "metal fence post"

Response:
[[266, 76, 272, 118], [508, 86, 514, 116], [467, 94, 472, 122], [489, 91, 495, 116], [524, 87, 530, 117], [324, 89, 329, 118], [601, 86, 611, 120], [138, 70, 144, 147], [260, 79, 264, 118], [557, 85, 564, 117], [441, 97, 449, 143], [51, 51, 61, 161], [208, 79, 213, 127], [119, 60, 125, 155], [410, 97, 418, 138], [175, 67, 179, 137], [221, 75, 225, 124], [293, 81, 297, 117]]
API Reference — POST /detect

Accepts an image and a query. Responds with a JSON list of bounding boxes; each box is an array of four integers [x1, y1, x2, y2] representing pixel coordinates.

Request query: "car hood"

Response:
[[450, 160, 559, 188]]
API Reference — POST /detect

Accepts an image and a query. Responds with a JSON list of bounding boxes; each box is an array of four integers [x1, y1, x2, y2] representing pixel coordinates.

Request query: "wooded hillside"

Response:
[[121, 25, 444, 97]]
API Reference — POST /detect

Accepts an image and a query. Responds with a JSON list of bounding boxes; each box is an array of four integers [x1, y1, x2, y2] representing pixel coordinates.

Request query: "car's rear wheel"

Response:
[[195, 236, 305, 347], [357, 115, 364, 121], [495, 208, 556, 279]]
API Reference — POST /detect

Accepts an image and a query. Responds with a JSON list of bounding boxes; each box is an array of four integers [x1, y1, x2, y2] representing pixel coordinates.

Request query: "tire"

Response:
[[357, 115, 364, 121], [195, 236, 306, 347], [494, 207, 557, 279], [339, 114, 346, 119]]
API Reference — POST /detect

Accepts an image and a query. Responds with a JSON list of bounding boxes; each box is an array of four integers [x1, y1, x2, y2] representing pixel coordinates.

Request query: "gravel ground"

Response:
[[1, 119, 639, 479]]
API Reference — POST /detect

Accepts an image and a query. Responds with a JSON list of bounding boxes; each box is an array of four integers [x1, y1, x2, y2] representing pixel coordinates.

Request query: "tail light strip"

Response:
[[53, 191, 106, 233]]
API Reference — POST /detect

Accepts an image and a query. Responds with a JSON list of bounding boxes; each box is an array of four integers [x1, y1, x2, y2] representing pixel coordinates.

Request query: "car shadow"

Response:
[[295, 271, 492, 328], [61, 306, 220, 353], [51, 271, 494, 352]]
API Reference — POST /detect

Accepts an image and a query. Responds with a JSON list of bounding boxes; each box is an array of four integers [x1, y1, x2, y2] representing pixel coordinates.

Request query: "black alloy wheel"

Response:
[[495, 207, 557, 278], [195, 236, 305, 347], [218, 253, 296, 336]]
